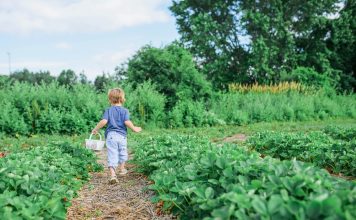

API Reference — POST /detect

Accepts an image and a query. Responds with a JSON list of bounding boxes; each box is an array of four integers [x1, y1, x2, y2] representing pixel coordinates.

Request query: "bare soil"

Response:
[[221, 133, 248, 143], [67, 150, 173, 220]]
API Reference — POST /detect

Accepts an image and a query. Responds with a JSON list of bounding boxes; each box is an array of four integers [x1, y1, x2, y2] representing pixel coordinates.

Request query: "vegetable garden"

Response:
[[132, 132, 356, 219], [0, 81, 355, 219], [1, 0, 356, 219]]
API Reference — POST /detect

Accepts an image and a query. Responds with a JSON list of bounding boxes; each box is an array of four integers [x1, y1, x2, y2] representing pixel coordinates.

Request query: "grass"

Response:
[[2, 118, 355, 151], [130, 118, 356, 142]]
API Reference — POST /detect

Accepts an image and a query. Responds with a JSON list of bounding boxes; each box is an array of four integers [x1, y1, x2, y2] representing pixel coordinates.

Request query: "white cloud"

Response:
[[55, 42, 72, 49], [0, 0, 171, 34], [93, 48, 137, 64]]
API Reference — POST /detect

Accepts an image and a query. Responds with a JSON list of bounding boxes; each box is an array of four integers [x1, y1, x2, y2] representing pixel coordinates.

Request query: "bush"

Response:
[[281, 67, 336, 89], [124, 81, 166, 127], [0, 80, 355, 135], [127, 43, 212, 109], [211, 91, 356, 124], [37, 105, 63, 134], [0, 102, 28, 135], [168, 100, 207, 128]]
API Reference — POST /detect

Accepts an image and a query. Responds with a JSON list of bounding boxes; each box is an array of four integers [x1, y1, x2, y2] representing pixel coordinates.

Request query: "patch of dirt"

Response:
[[67, 149, 173, 220], [221, 133, 248, 143]]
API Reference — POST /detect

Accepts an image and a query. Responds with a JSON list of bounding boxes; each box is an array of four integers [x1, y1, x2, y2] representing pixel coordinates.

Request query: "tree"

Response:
[[127, 44, 212, 109], [0, 75, 11, 88], [9, 69, 55, 85], [328, 0, 356, 91], [171, 0, 249, 88], [79, 72, 89, 84], [113, 63, 128, 81], [170, 0, 353, 89], [57, 69, 77, 86], [94, 73, 111, 92]]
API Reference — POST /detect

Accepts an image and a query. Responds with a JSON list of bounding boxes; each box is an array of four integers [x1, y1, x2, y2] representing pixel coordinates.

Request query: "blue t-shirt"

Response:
[[102, 106, 130, 138]]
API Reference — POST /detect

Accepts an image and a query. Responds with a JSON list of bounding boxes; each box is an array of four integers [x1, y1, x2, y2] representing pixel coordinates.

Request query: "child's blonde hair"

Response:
[[108, 88, 125, 104]]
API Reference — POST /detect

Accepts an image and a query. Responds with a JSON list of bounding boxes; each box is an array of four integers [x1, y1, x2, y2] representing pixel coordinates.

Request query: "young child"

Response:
[[92, 88, 142, 184]]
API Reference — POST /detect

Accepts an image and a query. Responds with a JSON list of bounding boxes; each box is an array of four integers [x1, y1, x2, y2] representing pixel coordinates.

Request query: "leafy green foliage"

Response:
[[247, 126, 356, 176], [0, 141, 103, 219], [57, 69, 78, 87], [168, 100, 206, 128], [132, 134, 356, 219], [211, 92, 356, 124], [280, 67, 336, 89], [124, 81, 166, 127], [329, 0, 356, 92], [170, 0, 356, 91], [94, 73, 112, 92], [323, 125, 356, 141], [0, 80, 355, 135], [0, 82, 108, 135], [9, 69, 56, 85], [127, 44, 212, 108]]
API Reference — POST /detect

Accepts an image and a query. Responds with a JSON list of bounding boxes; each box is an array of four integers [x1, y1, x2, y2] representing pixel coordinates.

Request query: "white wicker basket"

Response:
[[85, 133, 105, 151]]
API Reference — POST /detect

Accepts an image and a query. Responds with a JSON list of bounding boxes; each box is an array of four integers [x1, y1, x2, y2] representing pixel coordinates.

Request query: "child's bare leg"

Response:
[[119, 162, 125, 171], [109, 166, 116, 177], [117, 162, 128, 175]]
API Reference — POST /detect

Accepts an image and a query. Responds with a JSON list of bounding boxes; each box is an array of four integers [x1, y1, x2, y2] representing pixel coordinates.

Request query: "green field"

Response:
[[1, 119, 355, 219]]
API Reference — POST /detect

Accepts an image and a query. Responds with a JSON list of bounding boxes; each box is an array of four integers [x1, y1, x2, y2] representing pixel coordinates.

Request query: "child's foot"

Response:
[[109, 176, 118, 184], [118, 168, 128, 176]]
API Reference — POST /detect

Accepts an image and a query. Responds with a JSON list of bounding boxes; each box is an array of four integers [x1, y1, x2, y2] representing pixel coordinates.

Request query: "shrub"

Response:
[[281, 67, 336, 89], [168, 100, 206, 128], [124, 81, 166, 127], [127, 43, 212, 109]]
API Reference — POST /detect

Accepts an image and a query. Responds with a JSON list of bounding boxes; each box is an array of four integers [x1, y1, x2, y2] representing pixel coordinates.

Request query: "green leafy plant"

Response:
[[247, 127, 356, 176], [132, 134, 356, 219], [0, 140, 103, 219]]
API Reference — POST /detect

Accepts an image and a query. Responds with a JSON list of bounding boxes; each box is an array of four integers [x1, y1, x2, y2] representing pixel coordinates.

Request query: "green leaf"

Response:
[[205, 187, 214, 199], [212, 204, 235, 219], [193, 187, 205, 198], [268, 195, 284, 214], [280, 189, 289, 201], [222, 167, 233, 177], [322, 196, 342, 216], [216, 157, 226, 169], [252, 197, 267, 215], [307, 200, 322, 219], [251, 179, 262, 189], [224, 193, 251, 209]]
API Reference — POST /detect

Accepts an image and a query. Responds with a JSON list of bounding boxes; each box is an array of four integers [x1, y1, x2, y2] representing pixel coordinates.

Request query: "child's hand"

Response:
[[133, 126, 142, 133], [91, 128, 98, 135]]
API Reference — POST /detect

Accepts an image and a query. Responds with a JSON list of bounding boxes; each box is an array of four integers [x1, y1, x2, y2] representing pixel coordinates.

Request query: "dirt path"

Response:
[[221, 133, 247, 143], [67, 150, 173, 220]]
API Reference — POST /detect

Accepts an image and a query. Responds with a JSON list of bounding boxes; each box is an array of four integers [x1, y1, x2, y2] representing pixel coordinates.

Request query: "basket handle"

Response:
[[89, 133, 102, 141]]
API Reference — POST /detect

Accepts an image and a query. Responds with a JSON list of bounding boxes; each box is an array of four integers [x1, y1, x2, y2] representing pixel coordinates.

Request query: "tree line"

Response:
[[0, 68, 120, 92], [170, 0, 356, 91]]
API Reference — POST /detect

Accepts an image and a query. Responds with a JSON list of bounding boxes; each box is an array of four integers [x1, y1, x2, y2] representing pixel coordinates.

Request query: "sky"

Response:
[[0, 0, 179, 80]]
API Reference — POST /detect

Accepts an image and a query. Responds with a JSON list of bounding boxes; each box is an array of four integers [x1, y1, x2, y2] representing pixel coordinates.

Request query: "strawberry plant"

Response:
[[247, 129, 356, 176], [0, 141, 103, 219], [132, 135, 356, 219]]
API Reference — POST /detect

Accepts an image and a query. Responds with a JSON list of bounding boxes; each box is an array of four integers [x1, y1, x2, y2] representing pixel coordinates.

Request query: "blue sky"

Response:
[[0, 0, 179, 80]]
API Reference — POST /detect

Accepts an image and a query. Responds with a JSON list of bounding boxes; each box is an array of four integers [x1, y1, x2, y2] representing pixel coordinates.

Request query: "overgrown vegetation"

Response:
[[0, 81, 355, 135]]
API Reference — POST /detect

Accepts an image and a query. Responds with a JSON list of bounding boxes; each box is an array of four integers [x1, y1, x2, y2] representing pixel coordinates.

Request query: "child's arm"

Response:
[[124, 120, 142, 133], [91, 119, 108, 134]]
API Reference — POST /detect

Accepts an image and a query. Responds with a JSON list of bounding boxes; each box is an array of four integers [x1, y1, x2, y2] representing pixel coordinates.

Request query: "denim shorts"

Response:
[[106, 131, 128, 168]]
